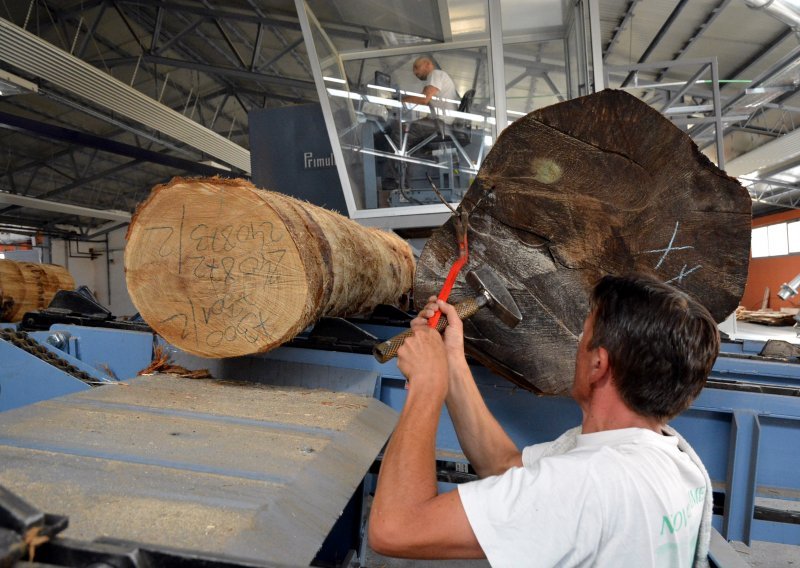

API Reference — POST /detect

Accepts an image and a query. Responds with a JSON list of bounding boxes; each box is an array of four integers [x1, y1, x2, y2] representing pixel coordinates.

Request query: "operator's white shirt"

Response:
[[458, 427, 706, 568], [425, 69, 458, 123]]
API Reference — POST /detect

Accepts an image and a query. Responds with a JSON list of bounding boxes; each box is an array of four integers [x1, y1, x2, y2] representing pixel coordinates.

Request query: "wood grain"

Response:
[[125, 177, 415, 358], [416, 90, 752, 395], [0, 260, 75, 322]]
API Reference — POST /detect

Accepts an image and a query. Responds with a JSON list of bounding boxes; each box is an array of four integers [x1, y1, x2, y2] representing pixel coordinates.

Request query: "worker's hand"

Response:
[[396, 325, 449, 400], [412, 297, 466, 361]]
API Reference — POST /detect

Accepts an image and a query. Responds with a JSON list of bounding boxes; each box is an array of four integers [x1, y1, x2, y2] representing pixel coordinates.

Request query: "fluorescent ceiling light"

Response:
[[0, 192, 131, 222], [326, 88, 362, 101], [664, 104, 714, 114], [0, 69, 37, 96], [365, 95, 402, 108], [367, 84, 396, 93], [199, 160, 231, 171], [323, 76, 346, 84]]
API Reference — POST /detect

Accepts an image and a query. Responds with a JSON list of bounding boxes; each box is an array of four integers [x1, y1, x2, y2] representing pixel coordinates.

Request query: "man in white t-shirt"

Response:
[[368, 273, 718, 567], [399, 56, 459, 150]]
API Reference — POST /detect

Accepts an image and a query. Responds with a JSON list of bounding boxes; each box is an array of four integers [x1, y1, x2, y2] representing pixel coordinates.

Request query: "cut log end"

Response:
[[126, 179, 311, 357], [415, 90, 752, 395], [125, 177, 414, 358], [0, 260, 75, 322]]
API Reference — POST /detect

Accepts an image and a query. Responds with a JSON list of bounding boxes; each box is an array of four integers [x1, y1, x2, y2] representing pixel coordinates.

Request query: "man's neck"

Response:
[[580, 389, 664, 435]]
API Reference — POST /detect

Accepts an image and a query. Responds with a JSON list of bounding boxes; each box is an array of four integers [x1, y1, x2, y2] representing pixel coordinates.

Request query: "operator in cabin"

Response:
[[369, 273, 717, 567], [400, 55, 459, 149]]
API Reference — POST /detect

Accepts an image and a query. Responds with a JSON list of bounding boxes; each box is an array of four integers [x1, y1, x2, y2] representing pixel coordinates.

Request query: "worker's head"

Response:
[[579, 273, 719, 421], [412, 56, 435, 80]]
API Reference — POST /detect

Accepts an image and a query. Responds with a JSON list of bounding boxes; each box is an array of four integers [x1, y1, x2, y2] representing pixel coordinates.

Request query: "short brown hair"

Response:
[[588, 273, 720, 420]]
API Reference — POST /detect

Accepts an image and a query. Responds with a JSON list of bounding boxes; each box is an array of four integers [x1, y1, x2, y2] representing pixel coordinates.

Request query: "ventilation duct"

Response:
[[743, 0, 800, 30], [725, 126, 800, 177], [0, 18, 250, 173]]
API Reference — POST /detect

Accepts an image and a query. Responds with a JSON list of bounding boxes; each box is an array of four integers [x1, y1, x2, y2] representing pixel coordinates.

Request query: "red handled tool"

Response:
[[428, 209, 469, 328]]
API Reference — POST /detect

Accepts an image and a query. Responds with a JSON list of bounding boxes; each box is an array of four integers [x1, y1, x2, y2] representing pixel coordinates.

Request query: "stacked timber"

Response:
[[736, 308, 796, 326], [125, 177, 415, 358], [0, 259, 75, 322], [415, 89, 752, 395]]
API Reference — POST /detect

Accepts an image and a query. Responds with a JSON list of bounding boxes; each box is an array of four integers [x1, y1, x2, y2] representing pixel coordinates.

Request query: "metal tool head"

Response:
[[466, 267, 522, 328]]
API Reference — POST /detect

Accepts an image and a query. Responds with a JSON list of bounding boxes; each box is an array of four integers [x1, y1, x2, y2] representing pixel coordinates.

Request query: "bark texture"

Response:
[[415, 90, 752, 395], [125, 177, 415, 358], [0, 260, 75, 322]]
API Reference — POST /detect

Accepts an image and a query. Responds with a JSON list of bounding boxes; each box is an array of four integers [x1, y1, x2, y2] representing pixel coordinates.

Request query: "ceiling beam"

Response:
[[654, 0, 732, 82], [0, 160, 144, 217], [0, 192, 131, 222], [620, 0, 691, 88], [95, 54, 316, 90], [603, 0, 642, 62], [0, 17, 251, 172], [0, 110, 231, 177], [116, 0, 366, 37]]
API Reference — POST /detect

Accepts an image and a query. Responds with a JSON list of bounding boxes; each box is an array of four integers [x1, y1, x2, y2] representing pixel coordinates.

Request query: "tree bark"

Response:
[[415, 90, 752, 395], [125, 177, 415, 358], [0, 260, 75, 322]]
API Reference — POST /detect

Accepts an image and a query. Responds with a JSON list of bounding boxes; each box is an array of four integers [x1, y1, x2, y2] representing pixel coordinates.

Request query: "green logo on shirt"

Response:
[[660, 486, 705, 535]]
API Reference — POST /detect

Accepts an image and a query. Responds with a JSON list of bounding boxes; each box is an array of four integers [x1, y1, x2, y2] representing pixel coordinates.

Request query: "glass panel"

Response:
[[582, 0, 595, 93], [300, 0, 497, 215], [447, 0, 489, 37], [503, 40, 567, 119], [565, 15, 584, 98], [789, 220, 800, 253], [320, 46, 494, 211], [768, 222, 789, 256], [564, 0, 597, 99], [499, 1, 566, 127], [751, 227, 769, 258]]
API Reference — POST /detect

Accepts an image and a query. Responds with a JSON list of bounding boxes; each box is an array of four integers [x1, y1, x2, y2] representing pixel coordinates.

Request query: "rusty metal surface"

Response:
[[0, 373, 397, 566]]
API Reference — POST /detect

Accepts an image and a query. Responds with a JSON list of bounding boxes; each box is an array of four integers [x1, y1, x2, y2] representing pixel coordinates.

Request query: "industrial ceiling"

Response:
[[0, 0, 799, 240]]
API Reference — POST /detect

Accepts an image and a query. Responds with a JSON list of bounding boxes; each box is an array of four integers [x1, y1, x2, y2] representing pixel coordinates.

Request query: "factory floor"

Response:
[[363, 539, 800, 567]]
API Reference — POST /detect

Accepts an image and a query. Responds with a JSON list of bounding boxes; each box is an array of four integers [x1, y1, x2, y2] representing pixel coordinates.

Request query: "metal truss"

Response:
[[741, 177, 800, 210], [0, 0, 328, 235]]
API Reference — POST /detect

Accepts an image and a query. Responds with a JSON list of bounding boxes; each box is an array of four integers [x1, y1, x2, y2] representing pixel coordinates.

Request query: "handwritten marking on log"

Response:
[[641, 221, 694, 269], [666, 264, 703, 285], [126, 177, 414, 358]]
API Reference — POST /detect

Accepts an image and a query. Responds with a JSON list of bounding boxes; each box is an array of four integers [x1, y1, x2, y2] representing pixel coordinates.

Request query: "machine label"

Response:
[[303, 151, 336, 170]]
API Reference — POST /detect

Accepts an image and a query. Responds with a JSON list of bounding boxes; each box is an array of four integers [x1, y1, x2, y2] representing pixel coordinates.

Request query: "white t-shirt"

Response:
[[425, 69, 458, 123], [458, 427, 707, 568]]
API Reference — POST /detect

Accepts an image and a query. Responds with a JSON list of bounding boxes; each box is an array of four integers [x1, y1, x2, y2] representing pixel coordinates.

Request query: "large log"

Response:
[[415, 90, 752, 395], [0, 260, 75, 322], [125, 177, 415, 358]]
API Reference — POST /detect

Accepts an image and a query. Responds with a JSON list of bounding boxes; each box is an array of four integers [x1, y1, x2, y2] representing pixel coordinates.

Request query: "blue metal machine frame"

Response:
[[2, 323, 799, 550], [0, 325, 153, 412], [254, 335, 800, 547]]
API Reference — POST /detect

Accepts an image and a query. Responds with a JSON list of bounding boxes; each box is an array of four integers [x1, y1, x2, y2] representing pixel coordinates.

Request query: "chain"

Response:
[[0, 328, 104, 387]]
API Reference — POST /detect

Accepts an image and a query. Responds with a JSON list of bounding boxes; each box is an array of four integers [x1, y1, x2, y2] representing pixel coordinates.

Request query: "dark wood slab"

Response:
[[415, 90, 752, 395]]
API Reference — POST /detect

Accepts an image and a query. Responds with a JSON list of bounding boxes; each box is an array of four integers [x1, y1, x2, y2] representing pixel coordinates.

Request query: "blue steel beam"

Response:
[[723, 411, 761, 545], [0, 111, 233, 177]]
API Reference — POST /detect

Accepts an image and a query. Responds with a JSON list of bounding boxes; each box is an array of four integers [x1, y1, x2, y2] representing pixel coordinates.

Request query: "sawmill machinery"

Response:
[[1, 288, 799, 567]]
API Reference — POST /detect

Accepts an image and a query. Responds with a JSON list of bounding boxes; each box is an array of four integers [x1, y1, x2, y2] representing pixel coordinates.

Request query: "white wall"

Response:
[[49, 224, 136, 317]]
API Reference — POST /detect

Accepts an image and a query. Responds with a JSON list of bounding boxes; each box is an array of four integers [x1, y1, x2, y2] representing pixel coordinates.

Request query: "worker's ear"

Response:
[[588, 345, 611, 386]]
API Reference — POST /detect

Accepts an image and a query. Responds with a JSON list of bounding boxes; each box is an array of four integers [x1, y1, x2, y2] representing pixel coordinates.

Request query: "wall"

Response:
[[49, 225, 136, 317], [740, 209, 800, 310]]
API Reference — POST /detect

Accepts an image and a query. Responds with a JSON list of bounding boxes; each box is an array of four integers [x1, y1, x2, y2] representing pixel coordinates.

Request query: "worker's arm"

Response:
[[368, 324, 484, 559], [401, 84, 439, 106], [418, 299, 522, 478]]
